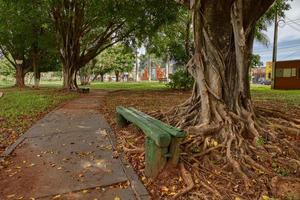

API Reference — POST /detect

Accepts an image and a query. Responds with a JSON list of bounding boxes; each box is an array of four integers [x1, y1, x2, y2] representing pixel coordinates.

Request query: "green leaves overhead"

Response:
[[0, 0, 58, 74], [255, 0, 291, 46]]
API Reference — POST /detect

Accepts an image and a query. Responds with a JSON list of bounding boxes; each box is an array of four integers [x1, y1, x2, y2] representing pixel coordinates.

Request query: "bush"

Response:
[[167, 69, 194, 90]]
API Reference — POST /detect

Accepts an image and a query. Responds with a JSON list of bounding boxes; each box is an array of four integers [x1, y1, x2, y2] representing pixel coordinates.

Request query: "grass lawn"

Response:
[[0, 88, 78, 153], [0, 80, 14, 88], [251, 85, 300, 106], [89, 81, 167, 90], [1, 80, 168, 90]]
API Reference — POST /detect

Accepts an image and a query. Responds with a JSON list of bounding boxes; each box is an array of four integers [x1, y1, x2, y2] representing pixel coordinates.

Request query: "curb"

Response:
[[105, 128, 151, 200]]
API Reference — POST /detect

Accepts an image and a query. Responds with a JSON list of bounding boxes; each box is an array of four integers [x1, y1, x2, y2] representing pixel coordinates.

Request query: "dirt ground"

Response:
[[100, 89, 300, 200]]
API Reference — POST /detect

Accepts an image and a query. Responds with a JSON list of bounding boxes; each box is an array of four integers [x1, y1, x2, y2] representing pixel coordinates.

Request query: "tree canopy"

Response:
[[48, 0, 180, 89], [0, 0, 58, 87]]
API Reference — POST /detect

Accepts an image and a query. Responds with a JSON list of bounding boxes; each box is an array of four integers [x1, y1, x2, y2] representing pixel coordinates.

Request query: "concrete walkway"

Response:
[[0, 91, 150, 200]]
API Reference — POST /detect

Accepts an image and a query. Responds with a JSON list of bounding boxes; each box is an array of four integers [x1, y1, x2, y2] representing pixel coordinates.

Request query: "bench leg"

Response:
[[116, 113, 129, 127], [145, 137, 168, 178], [168, 137, 182, 167]]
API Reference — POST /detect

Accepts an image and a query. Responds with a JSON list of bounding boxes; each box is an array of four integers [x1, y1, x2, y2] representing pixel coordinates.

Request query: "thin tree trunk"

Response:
[[15, 66, 25, 88], [33, 53, 40, 88], [100, 74, 104, 82], [115, 71, 119, 82]]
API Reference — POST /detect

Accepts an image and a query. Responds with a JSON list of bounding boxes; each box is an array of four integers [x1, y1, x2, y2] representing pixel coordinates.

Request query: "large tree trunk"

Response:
[[62, 64, 78, 90], [175, 0, 273, 128], [161, 1, 300, 196], [100, 74, 104, 82], [15, 66, 25, 88]]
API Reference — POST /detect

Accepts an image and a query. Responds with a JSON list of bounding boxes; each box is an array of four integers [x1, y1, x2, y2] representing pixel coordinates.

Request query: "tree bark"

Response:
[[33, 53, 40, 88], [175, 0, 275, 129], [165, 0, 277, 189], [15, 66, 25, 88], [100, 74, 104, 82], [50, 1, 125, 90], [115, 71, 120, 82], [62, 65, 78, 90]]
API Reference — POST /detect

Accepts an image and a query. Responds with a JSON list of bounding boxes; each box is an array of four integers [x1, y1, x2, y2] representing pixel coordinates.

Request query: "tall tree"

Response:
[[0, 0, 57, 88], [98, 44, 135, 82], [49, 0, 179, 90], [163, 0, 298, 197], [147, 8, 192, 66]]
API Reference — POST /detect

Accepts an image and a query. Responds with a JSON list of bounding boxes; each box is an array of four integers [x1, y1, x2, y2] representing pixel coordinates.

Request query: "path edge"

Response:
[[105, 127, 151, 200]]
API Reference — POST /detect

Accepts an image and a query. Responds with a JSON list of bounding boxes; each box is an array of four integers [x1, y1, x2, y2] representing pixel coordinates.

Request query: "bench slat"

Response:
[[116, 106, 171, 147], [128, 107, 186, 138]]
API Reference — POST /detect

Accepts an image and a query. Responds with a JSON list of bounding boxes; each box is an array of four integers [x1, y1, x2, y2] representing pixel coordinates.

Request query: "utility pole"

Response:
[[271, 10, 278, 89]]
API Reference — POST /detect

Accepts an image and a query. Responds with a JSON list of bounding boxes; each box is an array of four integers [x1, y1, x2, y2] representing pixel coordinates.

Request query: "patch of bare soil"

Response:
[[101, 90, 300, 200]]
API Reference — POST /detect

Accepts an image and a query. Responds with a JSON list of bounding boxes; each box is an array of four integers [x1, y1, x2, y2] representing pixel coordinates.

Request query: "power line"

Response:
[[254, 44, 300, 54], [255, 38, 300, 48], [285, 17, 300, 25], [282, 51, 299, 59], [285, 23, 300, 32]]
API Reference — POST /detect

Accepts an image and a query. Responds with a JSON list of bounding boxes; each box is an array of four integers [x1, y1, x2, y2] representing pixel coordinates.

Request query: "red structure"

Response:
[[156, 65, 165, 81], [273, 60, 300, 89], [141, 67, 149, 81]]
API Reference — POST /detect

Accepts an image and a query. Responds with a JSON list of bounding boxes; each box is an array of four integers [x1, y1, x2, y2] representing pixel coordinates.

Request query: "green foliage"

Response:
[[255, 0, 291, 45], [0, 0, 58, 72], [271, 163, 290, 176], [167, 69, 194, 90], [250, 54, 263, 68], [91, 58, 112, 77], [146, 8, 192, 65], [0, 58, 14, 77], [48, 0, 180, 68], [99, 44, 135, 75], [256, 136, 266, 146], [79, 59, 96, 78]]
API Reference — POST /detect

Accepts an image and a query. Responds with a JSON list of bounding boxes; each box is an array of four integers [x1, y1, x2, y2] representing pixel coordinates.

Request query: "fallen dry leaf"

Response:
[[82, 189, 89, 194], [7, 194, 16, 198], [52, 194, 61, 199]]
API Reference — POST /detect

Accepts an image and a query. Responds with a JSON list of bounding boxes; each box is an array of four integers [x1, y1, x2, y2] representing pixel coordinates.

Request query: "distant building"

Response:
[[265, 61, 272, 81], [251, 67, 266, 84], [272, 59, 300, 89]]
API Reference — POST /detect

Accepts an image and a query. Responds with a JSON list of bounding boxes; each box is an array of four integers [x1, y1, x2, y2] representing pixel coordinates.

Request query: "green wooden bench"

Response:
[[116, 106, 186, 178]]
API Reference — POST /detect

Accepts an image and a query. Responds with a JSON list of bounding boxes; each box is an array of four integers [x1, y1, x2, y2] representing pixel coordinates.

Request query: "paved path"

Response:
[[0, 91, 149, 200]]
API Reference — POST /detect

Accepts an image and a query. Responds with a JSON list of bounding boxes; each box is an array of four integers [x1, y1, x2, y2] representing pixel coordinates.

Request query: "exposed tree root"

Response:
[[151, 100, 300, 199], [171, 163, 194, 200]]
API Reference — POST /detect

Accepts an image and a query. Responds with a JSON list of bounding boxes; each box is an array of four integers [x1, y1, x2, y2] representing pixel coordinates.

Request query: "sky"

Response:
[[253, 0, 300, 65]]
